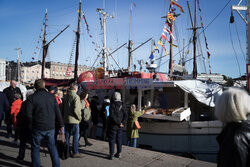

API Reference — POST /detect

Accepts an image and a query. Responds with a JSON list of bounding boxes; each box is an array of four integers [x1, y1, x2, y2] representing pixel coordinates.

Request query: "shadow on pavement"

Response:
[[0, 160, 23, 167], [0, 152, 32, 167], [80, 149, 109, 159], [0, 139, 20, 149]]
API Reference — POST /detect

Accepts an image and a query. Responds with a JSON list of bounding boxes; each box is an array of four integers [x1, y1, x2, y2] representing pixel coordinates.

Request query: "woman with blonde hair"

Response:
[[215, 87, 250, 167]]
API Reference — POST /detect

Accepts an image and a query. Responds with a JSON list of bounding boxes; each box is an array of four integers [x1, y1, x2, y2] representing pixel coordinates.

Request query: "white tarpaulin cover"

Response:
[[174, 80, 223, 107], [0, 82, 27, 100]]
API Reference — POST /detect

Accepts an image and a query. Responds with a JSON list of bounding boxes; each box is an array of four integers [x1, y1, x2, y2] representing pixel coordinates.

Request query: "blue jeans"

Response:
[[31, 129, 60, 167], [127, 138, 137, 148], [108, 128, 122, 155], [65, 124, 79, 155]]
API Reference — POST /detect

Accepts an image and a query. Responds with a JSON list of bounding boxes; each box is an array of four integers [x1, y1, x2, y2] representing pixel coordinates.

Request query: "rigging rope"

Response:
[[197, 0, 211, 74], [197, 35, 207, 73], [65, 36, 77, 77], [229, 23, 242, 77], [174, 23, 182, 64], [234, 20, 246, 61]]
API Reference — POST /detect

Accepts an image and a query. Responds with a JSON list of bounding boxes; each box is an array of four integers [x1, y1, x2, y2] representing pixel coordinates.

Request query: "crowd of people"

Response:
[[0, 79, 145, 166], [1, 79, 249, 166]]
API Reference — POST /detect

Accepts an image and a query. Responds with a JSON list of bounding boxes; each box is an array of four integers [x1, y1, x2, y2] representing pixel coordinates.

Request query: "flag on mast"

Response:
[[158, 39, 168, 56], [170, 0, 184, 13], [153, 41, 159, 53]]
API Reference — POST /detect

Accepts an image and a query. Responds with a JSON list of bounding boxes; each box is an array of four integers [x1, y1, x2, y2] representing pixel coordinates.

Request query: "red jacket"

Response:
[[55, 96, 62, 106], [11, 99, 23, 128]]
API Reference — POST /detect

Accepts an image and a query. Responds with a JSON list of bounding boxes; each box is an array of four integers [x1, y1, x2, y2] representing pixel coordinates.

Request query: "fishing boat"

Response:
[[34, 0, 248, 163], [75, 0, 227, 163]]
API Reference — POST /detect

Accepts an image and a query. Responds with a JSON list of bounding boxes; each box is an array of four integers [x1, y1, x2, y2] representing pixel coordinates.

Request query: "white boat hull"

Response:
[[96, 120, 223, 163]]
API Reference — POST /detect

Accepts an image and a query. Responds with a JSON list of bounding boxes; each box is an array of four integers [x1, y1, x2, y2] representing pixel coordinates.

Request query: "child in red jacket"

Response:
[[11, 93, 23, 144]]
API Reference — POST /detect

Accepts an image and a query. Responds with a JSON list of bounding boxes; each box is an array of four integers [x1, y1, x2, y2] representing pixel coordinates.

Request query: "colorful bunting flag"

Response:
[[149, 53, 154, 59], [207, 51, 210, 59], [161, 27, 178, 48], [158, 39, 168, 56], [163, 27, 177, 41], [170, 0, 184, 13], [158, 39, 166, 51], [132, 2, 136, 7], [153, 43, 159, 53], [198, 0, 211, 73], [82, 11, 93, 38], [161, 33, 169, 41], [167, 12, 175, 21], [166, 20, 171, 27]]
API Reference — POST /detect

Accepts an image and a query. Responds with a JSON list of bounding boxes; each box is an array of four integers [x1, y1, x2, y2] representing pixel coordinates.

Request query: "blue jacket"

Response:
[[0, 91, 9, 121]]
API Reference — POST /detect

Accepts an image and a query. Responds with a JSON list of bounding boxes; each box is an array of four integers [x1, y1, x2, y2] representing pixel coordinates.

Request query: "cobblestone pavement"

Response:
[[0, 127, 216, 167]]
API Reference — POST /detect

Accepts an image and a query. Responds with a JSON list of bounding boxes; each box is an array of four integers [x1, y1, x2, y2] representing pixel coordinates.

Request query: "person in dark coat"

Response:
[[108, 92, 127, 160], [0, 91, 9, 127], [16, 99, 32, 162], [90, 96, 99, 138], [3, 80, 23, 138], [26, 79, 64, 167], [79, 89, 92, 147], [215, 88, 250, 167]]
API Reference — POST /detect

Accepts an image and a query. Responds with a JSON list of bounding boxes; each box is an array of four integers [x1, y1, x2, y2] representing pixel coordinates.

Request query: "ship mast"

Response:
[[187, 0, 198, 79], [128, 5, 133, 72], [169, 3, 174, 78], [74, 0, 81, 81], [41, 9, 48, 79], [193, 0, 197, 79], [41, 9, 69, 79], [15, 48, 21, 82], [97, 8, 113, 77]]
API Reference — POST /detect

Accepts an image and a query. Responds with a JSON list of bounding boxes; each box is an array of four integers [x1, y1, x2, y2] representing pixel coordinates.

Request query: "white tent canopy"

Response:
[[174, 80, 223, 107]]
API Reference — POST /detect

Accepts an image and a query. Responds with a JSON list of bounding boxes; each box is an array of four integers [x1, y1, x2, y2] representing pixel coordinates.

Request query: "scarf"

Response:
[[84, 98, 90, 109]]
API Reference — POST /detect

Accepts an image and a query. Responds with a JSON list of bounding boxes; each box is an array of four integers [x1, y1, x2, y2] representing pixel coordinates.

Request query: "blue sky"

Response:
[[0, 0, 248, 78]]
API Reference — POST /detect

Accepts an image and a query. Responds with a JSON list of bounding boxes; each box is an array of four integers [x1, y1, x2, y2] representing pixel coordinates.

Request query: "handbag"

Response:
[[56, 133, 69, 160], [134, 121, 141, 129], [80, 120, 89, 130]]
